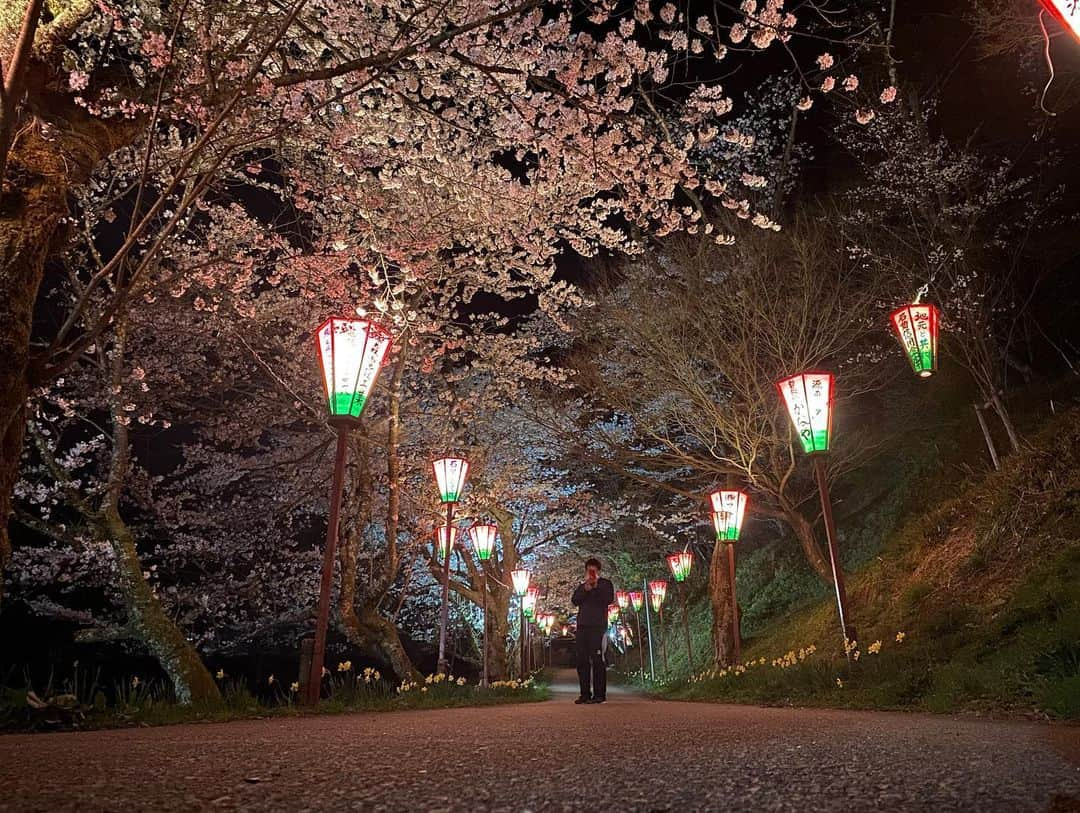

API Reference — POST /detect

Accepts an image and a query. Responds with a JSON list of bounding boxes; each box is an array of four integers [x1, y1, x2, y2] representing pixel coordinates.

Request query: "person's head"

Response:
[[584, 557, 602, 582]]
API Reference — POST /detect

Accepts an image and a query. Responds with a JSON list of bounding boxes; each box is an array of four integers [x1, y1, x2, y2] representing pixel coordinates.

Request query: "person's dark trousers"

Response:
[[576, 626, 607, 700]]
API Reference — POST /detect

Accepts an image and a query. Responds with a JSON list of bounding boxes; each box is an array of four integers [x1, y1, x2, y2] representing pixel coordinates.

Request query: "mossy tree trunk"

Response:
[[708, 541, 736, 667], [103, 512, 220, 704], [0, 61, 139, 605]]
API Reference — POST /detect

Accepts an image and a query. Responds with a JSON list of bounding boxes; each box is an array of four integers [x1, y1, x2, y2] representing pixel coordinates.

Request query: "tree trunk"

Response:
[[708, 542, 735, 667], [989, 391, 1022, 453], [486, 586, 511, 680], [782, 503, 831, 583], [339, 598, 421, 684], [0, 125, 68, 605], [338, 536, 421, 684], [0, 98, 137, 605], [103, 512, 220, 704]]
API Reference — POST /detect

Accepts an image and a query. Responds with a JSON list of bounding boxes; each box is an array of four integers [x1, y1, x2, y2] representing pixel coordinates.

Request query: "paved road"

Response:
[[1, 669, 1078, 811]]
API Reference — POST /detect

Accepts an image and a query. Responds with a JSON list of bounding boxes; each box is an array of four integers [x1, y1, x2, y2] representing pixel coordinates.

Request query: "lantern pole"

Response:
[[519, 599, 526, 678], [643, 578, 656, 681], [437, 500, 455, 675], [813, 455, 853, 650], [680, 581, 693, 675], [306, 424, 351, 706], [727, 542, 741, 665], [480, 565, 489, 688], [634, 607, 645, 685], [659, 605, 669, 678]]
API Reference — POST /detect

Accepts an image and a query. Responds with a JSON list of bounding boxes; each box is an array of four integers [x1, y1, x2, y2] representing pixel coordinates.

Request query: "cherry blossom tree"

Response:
[[1, 0, 869, 603]]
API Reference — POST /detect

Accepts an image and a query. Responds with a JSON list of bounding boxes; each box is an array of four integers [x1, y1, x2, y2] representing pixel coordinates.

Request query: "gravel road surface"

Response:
[[1, 670, 1078, 812]]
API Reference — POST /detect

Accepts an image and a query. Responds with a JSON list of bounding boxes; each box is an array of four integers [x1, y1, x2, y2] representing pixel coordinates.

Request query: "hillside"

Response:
[[663, 407, 1080, 719]]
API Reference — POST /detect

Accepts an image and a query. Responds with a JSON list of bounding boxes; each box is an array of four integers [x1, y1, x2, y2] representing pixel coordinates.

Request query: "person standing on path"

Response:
[[571, 557, 615, 704]]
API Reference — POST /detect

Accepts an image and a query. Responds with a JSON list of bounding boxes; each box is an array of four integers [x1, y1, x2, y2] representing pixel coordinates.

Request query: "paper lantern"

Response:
[[890, 303, 940, 378], [709, 489, 749, 542], [666, 551, 693, 582], [469, 523, 498, 561], [616, 590, 630, 609], [629, 591, 644, 611], [511, 569, 531, 597], [607, 603, 620, 624], [523, 586, 539, 618], [434, 525, 458, 558], [432, 456, 469, 504], [315, 317, 393, 421], [648, 580, 668, 612], [1040, 0, 1080, 39], [777, 372, 834, 455]]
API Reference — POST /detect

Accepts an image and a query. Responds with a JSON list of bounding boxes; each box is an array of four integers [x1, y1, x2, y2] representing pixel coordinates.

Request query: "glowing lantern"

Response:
[[777, 372, 834, 455], [523, 587, 539, 618], [648, 580, 668, 612], [607, 603, 620, 624], [616, 590, 630, 610], [666, 551, 693, 582], [432, 457, 470, 504], [890, 302, 940, 378], [434, 525, 458, 558], [315, 317, 393, 422], [629, 591, 644, 611], [511, 569, 531, 597], [469, 523, 498, 561], [561, 625, 568, 636], [1040, 0, 1080, 39], [709, 489, 749, 542]]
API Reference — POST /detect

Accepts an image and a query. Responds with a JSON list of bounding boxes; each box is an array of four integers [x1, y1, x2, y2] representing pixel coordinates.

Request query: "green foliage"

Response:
[[0, 666, 550, 732], [657, 407, 1080, 719]]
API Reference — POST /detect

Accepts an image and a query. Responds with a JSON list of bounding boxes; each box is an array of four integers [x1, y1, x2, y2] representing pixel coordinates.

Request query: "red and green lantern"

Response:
[[629, 591, 644, 612], [607, 603, 620, 624], [666, 551, 693, 582], [434, 525, 458, 558], [777, 371, 834, 455], [469, 523, 498, 561], [890, 303, 940, 378], [709, 489, 748, 542], [511, 569, 531, 597], [1040, 0, 1080, 39], [648, 580, 668, 613], [616, 590, 630, 610], [315, 317, 393, 422], [432, 456, 469, 504], [523, 586, 539, 619]]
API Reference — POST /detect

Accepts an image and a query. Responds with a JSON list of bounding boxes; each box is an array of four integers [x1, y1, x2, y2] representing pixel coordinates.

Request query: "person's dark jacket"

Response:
[[571, 577, 615, 628]]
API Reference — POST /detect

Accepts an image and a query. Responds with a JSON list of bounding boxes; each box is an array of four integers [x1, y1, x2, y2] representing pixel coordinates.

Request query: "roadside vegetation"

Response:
[[646, 405, 1080, 719], [0, 666, 548, 733]]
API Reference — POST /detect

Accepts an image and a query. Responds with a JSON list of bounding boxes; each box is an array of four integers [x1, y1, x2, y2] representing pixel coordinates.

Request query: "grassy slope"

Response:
[[665, 407, 1080, 719]]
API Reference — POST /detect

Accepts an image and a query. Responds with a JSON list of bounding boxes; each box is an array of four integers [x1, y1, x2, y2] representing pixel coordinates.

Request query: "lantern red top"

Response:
[[629, 591, 644, 611], [616, 590, 630, 609], [1040, 0, 1080, 39]]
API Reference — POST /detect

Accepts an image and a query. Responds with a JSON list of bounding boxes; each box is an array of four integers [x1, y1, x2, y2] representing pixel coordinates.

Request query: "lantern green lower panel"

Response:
[[910, 347, 933, 375], [329, 392, 367, 419]]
